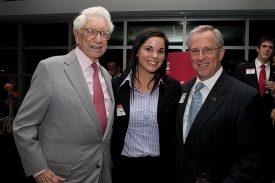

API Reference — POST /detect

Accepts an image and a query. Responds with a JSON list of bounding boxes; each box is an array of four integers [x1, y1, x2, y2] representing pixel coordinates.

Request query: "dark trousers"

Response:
[[112, 155, 165, 183]]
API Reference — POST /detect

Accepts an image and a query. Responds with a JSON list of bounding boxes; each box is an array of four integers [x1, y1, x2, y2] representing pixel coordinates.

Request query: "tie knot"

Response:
[[195, 82, 204, 91], [92, 62, 99, 70], [261, 64, 265, 69]]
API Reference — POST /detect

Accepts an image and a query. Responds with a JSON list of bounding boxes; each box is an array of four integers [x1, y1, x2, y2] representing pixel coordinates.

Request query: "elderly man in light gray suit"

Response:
[[13, 6, 115, 183]]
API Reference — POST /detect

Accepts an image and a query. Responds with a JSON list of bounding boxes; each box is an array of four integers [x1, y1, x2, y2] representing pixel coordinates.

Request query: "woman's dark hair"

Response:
[[121, 27, 169, 94]]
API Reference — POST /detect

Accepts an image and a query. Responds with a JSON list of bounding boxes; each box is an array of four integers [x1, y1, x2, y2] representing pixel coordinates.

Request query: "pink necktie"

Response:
[[92, 62, 107, 134], [259, 64, 266, 96]]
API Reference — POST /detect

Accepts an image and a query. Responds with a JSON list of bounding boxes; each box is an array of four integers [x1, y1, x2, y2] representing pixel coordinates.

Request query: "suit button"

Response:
[[96, 164, 100, 169]]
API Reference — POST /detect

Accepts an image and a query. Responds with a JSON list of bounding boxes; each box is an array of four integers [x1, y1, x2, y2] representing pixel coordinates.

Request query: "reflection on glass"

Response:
[[0, 50, 18, 74], [23, 23, 69, 46], [249, 20, 275, 46], [0, 23, 18, 47], [108, 22, 124, 46], [186, 21, 245, 46], [222, 49, 245, 76], [127, 21, 183, 45]]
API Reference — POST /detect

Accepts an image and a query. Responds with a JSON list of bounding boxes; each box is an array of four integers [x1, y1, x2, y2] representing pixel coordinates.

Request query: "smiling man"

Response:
[[13, 6, 115, 183], [174, 25, 264, 183]]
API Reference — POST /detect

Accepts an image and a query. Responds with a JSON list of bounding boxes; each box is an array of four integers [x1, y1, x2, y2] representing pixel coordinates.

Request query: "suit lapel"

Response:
[[270, 63, 275, 80], [118, 81, 131, 117], [177, 79, 195, 146], [185, 72, 228, 146], [99, 64, 115, 139], [157, 84, 167, 113], [64, 52, 102, 134], [246, 62, 259, 90]]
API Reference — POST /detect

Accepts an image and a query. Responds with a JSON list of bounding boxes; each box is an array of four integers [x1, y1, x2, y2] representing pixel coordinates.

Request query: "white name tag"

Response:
[[246, 68, 255, 74], [179, 93, 187, 103], [117, 104, 126, 116]]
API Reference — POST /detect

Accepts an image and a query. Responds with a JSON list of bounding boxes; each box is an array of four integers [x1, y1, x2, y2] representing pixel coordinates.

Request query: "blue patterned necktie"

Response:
[[185, 82, 205, 139]]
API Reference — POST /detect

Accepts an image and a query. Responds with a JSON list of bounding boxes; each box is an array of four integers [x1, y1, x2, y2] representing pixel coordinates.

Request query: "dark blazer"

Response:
[[233, 61, 275, 182], [175, 71, 263, 183], [111, 76, 181, 183], [233, 61, 275, 123]]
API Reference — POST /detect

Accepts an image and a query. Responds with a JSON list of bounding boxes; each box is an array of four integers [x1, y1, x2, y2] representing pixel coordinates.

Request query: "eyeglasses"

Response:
[[81, 28, 111, 40], [190, 47, 222, 56]]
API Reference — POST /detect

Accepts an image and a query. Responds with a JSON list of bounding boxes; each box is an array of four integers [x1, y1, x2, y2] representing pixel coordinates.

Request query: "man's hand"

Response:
[[35, 169, 66, 183], [270, 108, 275, 125], [266, 80, 275, 94]]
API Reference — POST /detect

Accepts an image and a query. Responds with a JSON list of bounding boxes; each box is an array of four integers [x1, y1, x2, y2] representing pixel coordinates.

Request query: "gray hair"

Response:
[[187, 25, 224, 49], [73, 6, 115, 34]]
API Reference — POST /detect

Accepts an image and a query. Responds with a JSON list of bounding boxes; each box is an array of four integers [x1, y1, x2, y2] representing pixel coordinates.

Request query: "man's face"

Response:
[[189, 30, 225, 81], [256, 41, 274, 63], [74, 14, 109, 61], [107, 62, 120, 78]]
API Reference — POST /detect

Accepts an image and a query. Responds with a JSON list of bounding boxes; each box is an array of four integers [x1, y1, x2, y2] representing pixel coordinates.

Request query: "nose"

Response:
[[151, 51, 158, 58], [93, 32, 102, 43], [197, 50, 206, 61]]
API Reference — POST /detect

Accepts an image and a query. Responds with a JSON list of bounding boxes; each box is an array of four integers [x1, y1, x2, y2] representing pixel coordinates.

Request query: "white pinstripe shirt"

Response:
[[121, 75, 160, 157]]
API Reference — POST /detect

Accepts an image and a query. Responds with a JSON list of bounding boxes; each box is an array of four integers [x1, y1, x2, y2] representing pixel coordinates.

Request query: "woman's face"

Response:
[[136, 36, 165, 75]]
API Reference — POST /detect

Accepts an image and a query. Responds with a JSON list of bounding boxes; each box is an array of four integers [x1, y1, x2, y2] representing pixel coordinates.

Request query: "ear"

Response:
[[74, 30, 81, 45], [256, 47, 260, 53], [219, 47, 225, 61]]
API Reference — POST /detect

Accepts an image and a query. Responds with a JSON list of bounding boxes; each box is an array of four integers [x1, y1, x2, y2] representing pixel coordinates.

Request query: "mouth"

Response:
[[198, 63, 208, 67], [148, 61, 157, 65], [91, 45, 102, 49]]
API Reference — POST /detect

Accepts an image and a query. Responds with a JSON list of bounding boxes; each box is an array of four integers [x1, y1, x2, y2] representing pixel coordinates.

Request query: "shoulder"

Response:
[[40, 51, 73, 65], [228, 74, 259, 94], [166, 76, 181, 88]]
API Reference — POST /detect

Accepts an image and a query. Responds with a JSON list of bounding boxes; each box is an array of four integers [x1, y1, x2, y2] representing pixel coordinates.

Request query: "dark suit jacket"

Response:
[[175, 71, 263, 183], [233, 61, 275, 124], [111, 76, 181, 183], [233, 61, 275, 181]]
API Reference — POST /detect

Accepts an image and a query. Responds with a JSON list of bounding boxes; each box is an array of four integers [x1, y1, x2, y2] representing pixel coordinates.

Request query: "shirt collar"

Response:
[[255, 58, 269, 70], [121, 72, 162, 89], [74, 47, 99, 70], [194, 66, 223, 91]]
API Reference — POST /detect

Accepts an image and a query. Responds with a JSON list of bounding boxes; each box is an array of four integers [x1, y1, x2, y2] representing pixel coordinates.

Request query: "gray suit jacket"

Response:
[[13, 50, 114, 183]]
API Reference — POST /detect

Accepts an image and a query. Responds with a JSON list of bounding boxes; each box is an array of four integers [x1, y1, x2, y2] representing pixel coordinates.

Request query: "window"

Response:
[[127, 21, 183, 45]]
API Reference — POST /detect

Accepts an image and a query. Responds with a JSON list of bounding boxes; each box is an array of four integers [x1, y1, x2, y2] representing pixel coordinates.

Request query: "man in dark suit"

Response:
[[233, 36, 275, 182], [106, 56, 121, 78], [174, 25, 263, 183]]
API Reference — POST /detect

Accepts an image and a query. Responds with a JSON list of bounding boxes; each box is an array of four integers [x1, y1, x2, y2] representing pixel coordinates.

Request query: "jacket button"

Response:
[[96, 164, 100, 169]]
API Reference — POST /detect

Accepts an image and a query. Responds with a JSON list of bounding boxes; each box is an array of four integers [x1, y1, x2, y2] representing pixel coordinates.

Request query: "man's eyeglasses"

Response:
[[81, 28, 111, 40], [190, 47, 222, 56]]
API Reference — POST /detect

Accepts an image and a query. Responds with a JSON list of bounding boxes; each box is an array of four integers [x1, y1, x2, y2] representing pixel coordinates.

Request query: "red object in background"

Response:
[[166, 52, 196, 86]]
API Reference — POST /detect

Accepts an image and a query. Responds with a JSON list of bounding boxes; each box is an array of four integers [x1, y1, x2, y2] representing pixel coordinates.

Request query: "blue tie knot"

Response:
[[195, 82, 205, 91]]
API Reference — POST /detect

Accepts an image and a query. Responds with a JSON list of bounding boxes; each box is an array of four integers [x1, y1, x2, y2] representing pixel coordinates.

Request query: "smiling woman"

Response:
[[111, 27, 182, 183]]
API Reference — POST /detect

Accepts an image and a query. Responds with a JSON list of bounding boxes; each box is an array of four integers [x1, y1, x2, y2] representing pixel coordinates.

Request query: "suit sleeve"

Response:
[[13, 61, 52, 176]]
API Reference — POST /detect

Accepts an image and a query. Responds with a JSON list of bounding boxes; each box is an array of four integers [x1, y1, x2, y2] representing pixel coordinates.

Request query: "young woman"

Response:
[[111, 27, 181, 183]]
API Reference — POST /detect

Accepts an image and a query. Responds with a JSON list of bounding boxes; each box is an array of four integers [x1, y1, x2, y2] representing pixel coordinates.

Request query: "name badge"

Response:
[[117, 104, 126, 116], [246, 68, 255, 74], [179, 93, 187, 103]]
